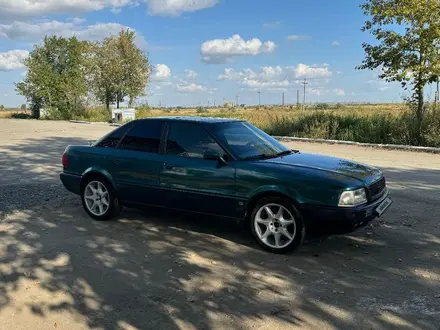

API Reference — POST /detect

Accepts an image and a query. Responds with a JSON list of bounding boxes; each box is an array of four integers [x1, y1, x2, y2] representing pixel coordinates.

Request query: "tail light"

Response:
[[62, 153, 68, 167]]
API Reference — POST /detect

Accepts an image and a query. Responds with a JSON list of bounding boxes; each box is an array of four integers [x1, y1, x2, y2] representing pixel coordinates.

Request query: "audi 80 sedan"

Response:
[[60, 117, 392, 253]]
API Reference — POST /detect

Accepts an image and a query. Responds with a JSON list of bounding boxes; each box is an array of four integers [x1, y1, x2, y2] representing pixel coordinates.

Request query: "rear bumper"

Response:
[[60, 172, 81, 195], [302, 191, 392, 235]]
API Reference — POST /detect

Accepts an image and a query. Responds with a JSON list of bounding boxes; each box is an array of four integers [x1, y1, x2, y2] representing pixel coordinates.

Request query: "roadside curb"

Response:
[[274, 136, 440, 154], [69, 120, 121, 126]]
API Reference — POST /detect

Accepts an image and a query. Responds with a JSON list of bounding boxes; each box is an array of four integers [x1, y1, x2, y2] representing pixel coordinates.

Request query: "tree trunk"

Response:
[[105, 88, 111, 113], [117, 91, 120, 109], [415, 83, 424, 145]]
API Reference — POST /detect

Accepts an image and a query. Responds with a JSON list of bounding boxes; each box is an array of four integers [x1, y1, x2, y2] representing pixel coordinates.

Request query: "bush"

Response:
[[136, 105, 151, 119], [196, 106, 208, 114], [11, 113, 33, 119]]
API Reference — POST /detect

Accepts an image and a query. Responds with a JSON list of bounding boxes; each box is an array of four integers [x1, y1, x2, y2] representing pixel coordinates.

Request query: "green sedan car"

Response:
[[60, 117, 392, 253]]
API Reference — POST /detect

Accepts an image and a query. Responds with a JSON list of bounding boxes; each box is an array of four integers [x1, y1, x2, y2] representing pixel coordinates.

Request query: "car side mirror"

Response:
[[203, 151, 228, 166]]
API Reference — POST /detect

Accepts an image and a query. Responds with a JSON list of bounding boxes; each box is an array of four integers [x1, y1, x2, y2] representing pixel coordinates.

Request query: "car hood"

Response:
[[261, 152, 381, 183]]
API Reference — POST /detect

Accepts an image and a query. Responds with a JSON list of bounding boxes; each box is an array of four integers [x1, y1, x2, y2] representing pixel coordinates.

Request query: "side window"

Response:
[[166, 122, 224, 159], [120, 121, 163, 154], [95, 123, 133, 148]]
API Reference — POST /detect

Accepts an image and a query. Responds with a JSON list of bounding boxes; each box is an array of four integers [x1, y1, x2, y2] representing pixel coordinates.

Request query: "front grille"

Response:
[[368, 177, 386, 201]]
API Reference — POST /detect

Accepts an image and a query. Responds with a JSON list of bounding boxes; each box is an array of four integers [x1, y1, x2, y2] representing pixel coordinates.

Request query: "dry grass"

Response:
[[0, 110, 31, 118]]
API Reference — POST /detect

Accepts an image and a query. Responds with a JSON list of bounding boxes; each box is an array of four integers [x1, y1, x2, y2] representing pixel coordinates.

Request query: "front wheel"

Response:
[[81, 177, 121, 221], [250, 197, 305, 253]]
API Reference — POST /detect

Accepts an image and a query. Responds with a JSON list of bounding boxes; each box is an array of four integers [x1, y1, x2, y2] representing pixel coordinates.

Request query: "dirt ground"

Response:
[[0, 119, 439, 330]]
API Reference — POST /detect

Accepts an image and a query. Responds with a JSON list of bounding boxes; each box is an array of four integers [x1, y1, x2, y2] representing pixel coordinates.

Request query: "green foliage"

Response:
[[16, 36, 91, 120], [196, 106, 208, 114], [358, 0, 440, 139], [90, 29, 151, 111], [20, 104, 26, 110], [0, 105, 4, 110]]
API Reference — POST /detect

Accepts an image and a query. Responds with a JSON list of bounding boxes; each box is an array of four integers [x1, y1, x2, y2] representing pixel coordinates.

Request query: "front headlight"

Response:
[[338, 188, 367, 207]]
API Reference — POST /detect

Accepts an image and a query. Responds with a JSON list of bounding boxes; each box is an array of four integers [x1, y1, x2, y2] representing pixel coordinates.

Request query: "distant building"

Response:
[[112, 108, 135, 123]]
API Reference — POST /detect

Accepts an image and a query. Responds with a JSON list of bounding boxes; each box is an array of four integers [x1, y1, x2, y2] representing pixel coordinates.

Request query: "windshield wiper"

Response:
[[275, 150, 294, 157], [242, 154, 270, 161]]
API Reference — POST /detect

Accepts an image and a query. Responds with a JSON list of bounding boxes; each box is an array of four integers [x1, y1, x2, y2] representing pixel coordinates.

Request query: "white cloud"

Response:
[[144, 0, 218, 16], [262, 21, 281, 29], [243, 80, 290, 89], [153, 64, 171, 80], [310, 89, 321, 96], [295, 63, 332, 79], [367, 79, 390, 91], [218, 64, 332, 92], [0, 0, 132, 19], [0, 20, 147, 48], [219, 64, 331, 82], [331, 41, 341, 46], [201, 34, 276, 64], [184, 69, 198, 79], [0, 50, 29, 71], [334, 88, 345, 96], [175, 83, 206, 93], [287, 35, 311, 41]]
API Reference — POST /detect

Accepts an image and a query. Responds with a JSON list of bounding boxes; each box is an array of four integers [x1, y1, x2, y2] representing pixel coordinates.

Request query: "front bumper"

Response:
[[302, 191, 392, 235], [60, 172, 82, 195]]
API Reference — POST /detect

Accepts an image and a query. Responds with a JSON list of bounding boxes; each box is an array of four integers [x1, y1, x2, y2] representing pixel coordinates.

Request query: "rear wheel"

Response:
[[250, 196, 305, 253], [81, 177, 121, 221]]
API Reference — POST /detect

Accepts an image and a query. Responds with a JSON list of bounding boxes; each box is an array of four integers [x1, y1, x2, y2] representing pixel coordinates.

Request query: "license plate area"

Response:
[[375, 197, 392, 217]]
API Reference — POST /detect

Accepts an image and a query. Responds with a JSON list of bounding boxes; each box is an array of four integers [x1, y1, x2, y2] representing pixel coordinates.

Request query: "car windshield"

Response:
[[210, 121, 291, 160]]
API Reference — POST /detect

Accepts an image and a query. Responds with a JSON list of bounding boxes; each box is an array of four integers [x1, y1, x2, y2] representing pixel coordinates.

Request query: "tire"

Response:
[[250, 196, 305, 254], [81, 176, 122, 221]]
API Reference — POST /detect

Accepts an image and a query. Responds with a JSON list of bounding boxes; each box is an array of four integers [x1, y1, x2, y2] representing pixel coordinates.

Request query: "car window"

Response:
[[166, 122, 224, 159], [210, 122, 289, 159], [120, 121, 163, 153], [94, 123, 133, 148]]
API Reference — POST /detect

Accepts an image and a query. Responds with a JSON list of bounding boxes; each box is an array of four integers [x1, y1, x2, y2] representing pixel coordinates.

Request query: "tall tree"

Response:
[[91, 29, 151, 111], [16, 36, 91, 119], [91, 29, 151, 109], [357, 0, 440, 137]]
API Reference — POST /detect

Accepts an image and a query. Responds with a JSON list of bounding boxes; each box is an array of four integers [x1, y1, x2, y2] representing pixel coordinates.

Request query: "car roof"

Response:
[[137, 116, 242, 124]]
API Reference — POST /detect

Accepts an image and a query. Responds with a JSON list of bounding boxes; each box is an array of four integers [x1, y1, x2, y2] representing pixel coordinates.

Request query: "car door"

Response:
[[111, 120, 167, 206], [160, 122, 239, 218]]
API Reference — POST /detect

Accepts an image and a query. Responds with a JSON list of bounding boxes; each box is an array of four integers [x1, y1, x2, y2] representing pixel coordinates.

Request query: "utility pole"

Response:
[[302, 78, 308, 107], [258, 90, 261, 107], [236, 94, 239, 107], [282, 92, 285, 106], [297, 90, 300, 107], [214, 100, 216, 107]]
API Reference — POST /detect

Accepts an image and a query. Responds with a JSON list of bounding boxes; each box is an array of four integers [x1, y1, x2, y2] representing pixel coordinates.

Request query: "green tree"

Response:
[[0, 105, 4, 110], [91, 29, 151, 111], [20, 104, 26, 110], [16, 36, 91, 119], [357, 0, 440, 140]]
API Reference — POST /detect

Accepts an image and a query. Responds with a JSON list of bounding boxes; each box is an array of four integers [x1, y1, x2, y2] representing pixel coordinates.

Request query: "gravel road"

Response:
[[1, 119, 439, 330]]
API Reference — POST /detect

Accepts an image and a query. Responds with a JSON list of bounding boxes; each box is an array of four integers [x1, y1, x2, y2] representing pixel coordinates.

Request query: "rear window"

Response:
[[94, 123, 133, 148], [119, 121, 163, 154]]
